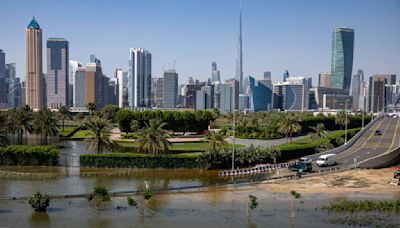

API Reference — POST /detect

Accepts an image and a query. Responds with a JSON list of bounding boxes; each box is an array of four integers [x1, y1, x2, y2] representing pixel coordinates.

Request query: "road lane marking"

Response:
[[336, 117, 386, 159], [387, 117, 400, 152]]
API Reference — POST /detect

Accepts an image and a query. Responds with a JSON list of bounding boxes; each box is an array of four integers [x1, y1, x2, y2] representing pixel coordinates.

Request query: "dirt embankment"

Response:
[[264, 168, 400, 195]]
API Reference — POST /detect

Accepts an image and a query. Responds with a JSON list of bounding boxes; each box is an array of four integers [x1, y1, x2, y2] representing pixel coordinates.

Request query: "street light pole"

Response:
[[345, 99, 348, 145], [232, 110, 236, 171]]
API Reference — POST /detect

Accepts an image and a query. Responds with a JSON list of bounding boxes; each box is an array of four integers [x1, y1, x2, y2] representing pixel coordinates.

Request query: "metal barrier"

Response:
[[218, 161, 297, 176]]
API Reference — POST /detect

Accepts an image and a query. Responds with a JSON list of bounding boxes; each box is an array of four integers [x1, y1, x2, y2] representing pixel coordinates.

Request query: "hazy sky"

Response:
[[1, 0, 399, 85]]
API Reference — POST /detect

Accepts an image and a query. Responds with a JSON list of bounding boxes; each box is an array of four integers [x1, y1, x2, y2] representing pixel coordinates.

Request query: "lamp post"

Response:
[[345, 99, 349, 145], [232, 110, 236, 171]]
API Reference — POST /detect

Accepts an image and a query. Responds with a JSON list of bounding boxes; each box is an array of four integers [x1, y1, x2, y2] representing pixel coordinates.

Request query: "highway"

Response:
[[310, 116, 400, 171]]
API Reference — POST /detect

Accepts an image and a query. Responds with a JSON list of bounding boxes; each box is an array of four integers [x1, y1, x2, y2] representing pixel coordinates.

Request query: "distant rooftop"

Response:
[[27, 16, 40, 29], [47, 38, 68, 42]]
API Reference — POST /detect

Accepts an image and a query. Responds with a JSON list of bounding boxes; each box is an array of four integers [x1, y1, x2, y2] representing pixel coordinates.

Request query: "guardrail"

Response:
[[219, 161, 297, 176]]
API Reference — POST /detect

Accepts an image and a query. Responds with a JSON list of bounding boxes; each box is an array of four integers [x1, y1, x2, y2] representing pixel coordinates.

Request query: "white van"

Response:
[[316, 154, 337, 167]]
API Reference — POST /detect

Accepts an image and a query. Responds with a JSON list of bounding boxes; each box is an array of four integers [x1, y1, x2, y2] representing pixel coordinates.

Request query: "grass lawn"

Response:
[[70, 130, 92, 139], [116, 141, 245, 152]]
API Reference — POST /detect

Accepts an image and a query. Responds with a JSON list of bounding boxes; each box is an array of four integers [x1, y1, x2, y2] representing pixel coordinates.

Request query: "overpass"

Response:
[[309, 116, 400, 170]]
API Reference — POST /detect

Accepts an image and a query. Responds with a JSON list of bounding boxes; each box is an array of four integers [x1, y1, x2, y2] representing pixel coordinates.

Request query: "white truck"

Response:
[[316, 154, 337, 167]]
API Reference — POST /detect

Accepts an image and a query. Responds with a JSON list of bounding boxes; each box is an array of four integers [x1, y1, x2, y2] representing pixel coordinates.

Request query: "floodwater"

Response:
[[1, 140, 399, 227], [0, 189, 399, 227]]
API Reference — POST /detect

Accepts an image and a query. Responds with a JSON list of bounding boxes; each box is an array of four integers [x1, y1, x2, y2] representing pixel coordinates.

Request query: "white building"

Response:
[[69, 60, 81, 107], [116, 69, 128, 108], [128, 48, 151, 109]]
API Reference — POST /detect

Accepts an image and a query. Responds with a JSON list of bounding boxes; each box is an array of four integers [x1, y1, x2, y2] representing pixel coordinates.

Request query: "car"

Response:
[[374, 130, 382, 136], [289, 162, 312, 172], [316, 154, 337, 167], [299, 157, 312, 163]]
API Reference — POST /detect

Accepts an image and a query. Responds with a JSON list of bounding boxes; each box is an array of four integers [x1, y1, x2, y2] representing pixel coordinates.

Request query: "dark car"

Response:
[[374, 130, 382, 136], [289, 162, 312, 172]]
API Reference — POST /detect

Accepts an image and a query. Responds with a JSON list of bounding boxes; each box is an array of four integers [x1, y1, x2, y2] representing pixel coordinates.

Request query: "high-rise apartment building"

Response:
[[236, 4, 244, 94], [211, 62, 220, 82], [351, 70, 364, 111], [155, 78, 163, 107], [0, 49, 5, 104], [74, 67, 86, 108], [318, 72, 331, 88], [163, 70, 178, 108], [69, 60, 81, 107], [196, 85, 214, 110], [219, 80, 239, 113], [46, 38, 69, 109], [129, 48, 151, 109], [369, 75, 387, 113], [26, 17, 43, 109], [116, 69, 128, 108], [330, 28, 354, 90], [238, 94, 249, 111]]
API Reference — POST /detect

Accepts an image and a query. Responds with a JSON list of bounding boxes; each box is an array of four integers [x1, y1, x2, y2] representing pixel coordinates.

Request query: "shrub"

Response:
[[0, 145, 59, 166], [87, 186, 111, 202], [143, 189, 152, 200], [28, 192, 50, 212], [80, 153, 201, 168], [127, 196, 137, 207]]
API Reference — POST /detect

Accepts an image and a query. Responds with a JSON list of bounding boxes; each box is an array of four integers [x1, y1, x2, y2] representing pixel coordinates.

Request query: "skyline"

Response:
[[0, 0, 399, 85]]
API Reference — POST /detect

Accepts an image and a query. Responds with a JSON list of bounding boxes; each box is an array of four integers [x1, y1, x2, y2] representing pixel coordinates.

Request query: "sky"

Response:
[[1, 0, 399, 85]]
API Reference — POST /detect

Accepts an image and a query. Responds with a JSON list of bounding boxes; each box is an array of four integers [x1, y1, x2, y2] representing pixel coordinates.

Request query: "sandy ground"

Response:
[[262, 168, 400, 195]]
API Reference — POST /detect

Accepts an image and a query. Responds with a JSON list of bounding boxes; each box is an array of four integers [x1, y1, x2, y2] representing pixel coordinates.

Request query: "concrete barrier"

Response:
[[359, 146, 400, 168]]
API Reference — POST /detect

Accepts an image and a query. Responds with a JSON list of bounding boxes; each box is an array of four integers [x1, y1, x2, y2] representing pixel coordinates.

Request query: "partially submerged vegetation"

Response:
[[322, 199, 400, 213]]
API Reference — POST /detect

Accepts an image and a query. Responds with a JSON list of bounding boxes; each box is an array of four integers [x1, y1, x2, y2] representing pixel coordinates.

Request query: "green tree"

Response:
[[0, 113, 9, 147], [335, 110, 349, 130], [277, 113, 301, 143], [137, 119, 171, 155], [87, 186, 111, 209], [58, 105, 70, 132], [101, 104, 119, 122], [86, 102, 96, 116], [34, 108, 60, 145], [13, 106, 34, 144], [130, 120, 141, 133], [267, 146, 280, 164], [205, 131, 227, 152], [310, 123, 327, 140], [28, 192, 50, 212], [83, 116, 115, 154], [116, 109, 133, 133]]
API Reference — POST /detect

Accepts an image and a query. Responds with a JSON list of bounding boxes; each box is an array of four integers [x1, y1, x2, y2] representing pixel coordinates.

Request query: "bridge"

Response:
[[220, 115, 400, 176]]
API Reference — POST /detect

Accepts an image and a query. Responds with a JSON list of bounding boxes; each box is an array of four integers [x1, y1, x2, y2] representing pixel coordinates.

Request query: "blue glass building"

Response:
[[330, 28, 354, 90], [249, 76, 272, 112]]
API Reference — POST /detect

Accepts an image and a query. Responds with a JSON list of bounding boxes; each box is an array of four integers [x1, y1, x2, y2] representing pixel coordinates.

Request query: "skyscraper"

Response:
[[211, 62, 220, 82], [249, 76, 272, 112], [0, 49, 5, 104], [73, 67, 86, 108], [70, 60, 81, 107], [330, 28, 354, 90], [163, 70, 178, 108], [236, 2, 243, 94], [26, 17, 43, 109], [116, 69, 128, 108], [283, 70, 289, 82], [128, 48, 151, 109], [351, 69, 364, 111], [46, 38, 69, 109], [369, 75, 387, 113]]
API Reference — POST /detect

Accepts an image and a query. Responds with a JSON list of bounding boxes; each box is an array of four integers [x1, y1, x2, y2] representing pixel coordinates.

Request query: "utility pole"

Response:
[[345, 99, 348, 145], [232, 110, 236, 171]]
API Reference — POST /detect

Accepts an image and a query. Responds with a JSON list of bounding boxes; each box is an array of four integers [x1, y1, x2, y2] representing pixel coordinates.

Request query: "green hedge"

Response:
[[80, 153, 202, 168], [275, 128, 360, 162], [0, 145, 59, 166]]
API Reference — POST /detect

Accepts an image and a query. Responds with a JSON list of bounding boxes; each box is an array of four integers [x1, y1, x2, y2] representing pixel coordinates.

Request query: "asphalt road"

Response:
[[310, 116, 400, 171]]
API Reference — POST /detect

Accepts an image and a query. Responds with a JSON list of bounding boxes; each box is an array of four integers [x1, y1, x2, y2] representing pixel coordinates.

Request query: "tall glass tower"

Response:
[[330, 28, 354, 90]]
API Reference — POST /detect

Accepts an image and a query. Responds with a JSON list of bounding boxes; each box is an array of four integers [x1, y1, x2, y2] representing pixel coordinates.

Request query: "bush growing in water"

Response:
[[28, 192, 50, 212], [321, 199, 400, 213], [87, 186, 111, 203], [127, 196, 137, 207]]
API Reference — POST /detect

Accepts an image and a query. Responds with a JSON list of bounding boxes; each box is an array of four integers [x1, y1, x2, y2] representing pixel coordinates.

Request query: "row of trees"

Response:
[[116, 109, 215, 134]]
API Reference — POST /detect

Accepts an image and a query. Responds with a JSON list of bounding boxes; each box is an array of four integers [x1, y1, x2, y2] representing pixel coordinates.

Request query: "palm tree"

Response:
[[130, 120, 141, 133], [34, 108, 60, 145], [84, 116, 115, 154], [87, 102, 96, 116], [267, 146, 281, 164], [335, 110, 349, 130], [136, 119, 171, 155], [290, 190, 302, 228], [205, 131, 227, 152], [277, 113, 301, 144], [58, 106, 71, 132], [310, 123, 327, 140], [14, 107, 33, 144]]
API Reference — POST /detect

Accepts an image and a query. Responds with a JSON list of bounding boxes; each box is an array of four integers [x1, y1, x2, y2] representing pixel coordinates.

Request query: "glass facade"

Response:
[[330, 28, 354, 90], [248, 76, 272, 112]]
